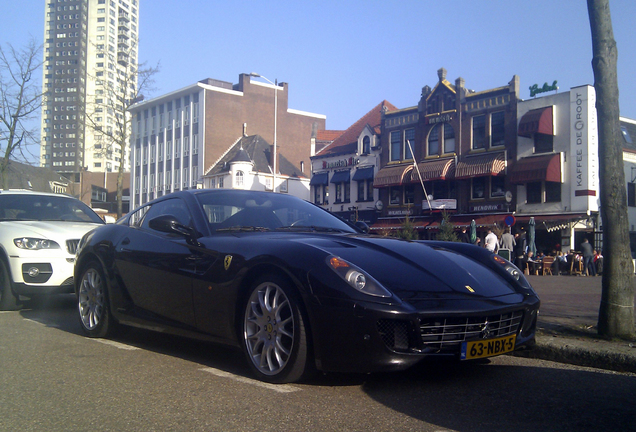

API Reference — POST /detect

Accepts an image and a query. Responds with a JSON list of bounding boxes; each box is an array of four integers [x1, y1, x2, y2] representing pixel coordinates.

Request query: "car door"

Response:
[[114, 197, 199, 327]]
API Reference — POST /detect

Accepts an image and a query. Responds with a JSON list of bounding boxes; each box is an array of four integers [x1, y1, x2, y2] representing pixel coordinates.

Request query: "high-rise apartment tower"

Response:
[[40, 0, 139, 175]]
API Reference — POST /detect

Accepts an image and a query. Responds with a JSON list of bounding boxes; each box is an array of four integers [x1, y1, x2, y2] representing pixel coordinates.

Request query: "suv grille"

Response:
[[66, 239, 80, 255], [419, 310, 524, 352]]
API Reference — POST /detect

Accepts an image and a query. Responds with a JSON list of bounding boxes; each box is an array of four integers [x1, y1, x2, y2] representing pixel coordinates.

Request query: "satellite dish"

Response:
[[427, 194, 434, 201], [375, 200, 384, 211], [505, 191, 513, 203]]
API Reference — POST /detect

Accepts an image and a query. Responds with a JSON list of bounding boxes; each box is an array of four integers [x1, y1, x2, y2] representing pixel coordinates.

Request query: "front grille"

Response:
[[66, 239, 80, 255], [419, 310, 524, 352]]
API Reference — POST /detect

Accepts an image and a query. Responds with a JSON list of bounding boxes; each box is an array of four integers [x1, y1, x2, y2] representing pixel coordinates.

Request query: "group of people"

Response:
[[458, 226, 603, 276]]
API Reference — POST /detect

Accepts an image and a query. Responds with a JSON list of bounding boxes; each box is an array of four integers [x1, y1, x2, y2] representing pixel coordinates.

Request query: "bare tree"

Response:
[[0, 39, 43, 189], [84, 44, 159, 218], [588, 0, 635, 339]]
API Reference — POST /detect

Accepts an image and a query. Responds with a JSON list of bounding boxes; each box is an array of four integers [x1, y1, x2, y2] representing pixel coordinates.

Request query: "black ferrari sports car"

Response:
[[74, 189, 539, 383]]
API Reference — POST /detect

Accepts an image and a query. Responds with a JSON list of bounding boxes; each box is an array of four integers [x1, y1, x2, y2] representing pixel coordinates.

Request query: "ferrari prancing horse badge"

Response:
[[224, 255, 233, 271]]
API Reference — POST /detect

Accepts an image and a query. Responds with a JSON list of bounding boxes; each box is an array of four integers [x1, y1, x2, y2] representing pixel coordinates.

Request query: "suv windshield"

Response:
[[0, 194, 105, 223]]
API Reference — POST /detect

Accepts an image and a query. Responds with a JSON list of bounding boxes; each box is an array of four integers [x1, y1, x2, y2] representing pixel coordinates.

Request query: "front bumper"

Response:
[[307, 294, 540, 374], [8, 254, 77, 296]]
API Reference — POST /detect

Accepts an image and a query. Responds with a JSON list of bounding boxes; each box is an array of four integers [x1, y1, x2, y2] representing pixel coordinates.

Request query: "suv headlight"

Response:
[[14, 238, 61, 250], [327, 255, 392, 297]]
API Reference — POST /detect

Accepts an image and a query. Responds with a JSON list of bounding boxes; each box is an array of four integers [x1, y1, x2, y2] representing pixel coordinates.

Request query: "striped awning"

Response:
[[411, 158, 455, 183], [509, 153, 561, 184], [374, 164, 413, 188], [455, 152, 506, 179]]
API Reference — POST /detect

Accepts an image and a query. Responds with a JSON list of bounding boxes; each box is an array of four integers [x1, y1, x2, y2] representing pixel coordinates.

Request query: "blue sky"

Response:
[[3, 0, 636, 159]]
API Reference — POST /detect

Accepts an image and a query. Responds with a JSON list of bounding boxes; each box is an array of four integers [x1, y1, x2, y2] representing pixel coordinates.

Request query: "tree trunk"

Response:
[[588, 0, 635, 338]]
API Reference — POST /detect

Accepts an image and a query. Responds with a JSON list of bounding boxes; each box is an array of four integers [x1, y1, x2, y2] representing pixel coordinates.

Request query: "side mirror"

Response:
[[148, 214, 200, 245], [354, 221, 370, 234], [103, 215, 116, 224]]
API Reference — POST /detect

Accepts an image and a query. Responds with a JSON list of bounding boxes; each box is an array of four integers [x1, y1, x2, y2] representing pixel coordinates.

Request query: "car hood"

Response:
[[2, 220, 102, 239], [295, 234, 524, 301]]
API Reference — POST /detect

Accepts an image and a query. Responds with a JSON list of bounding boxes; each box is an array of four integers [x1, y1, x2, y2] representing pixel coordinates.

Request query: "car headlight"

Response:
[[14, 237, 61, 250], [492, 254, 534, 292], [326, 255, 392, 298]]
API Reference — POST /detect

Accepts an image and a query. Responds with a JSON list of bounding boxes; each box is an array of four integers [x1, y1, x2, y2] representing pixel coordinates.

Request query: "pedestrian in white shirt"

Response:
[[485, 228, 499, 253]]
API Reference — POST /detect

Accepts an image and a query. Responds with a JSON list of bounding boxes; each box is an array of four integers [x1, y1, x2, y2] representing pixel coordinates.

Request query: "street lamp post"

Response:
[[249, 72, 278, 192]]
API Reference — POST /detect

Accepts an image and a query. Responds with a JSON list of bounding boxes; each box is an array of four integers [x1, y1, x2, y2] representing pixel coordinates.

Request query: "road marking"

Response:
[[23, 318, 60, 328], [87, 338, 140, 350], [199, 367, 301, 393]]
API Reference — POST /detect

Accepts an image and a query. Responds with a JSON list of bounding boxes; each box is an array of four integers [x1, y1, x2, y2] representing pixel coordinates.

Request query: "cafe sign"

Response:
[[322, 157, 360, 170], [529, 80, 558, 97], [422, 199, 457, 210]]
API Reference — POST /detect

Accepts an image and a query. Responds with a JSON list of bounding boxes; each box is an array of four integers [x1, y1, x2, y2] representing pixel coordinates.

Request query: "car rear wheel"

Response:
[[77, 261, 118, 337], [242, 274, 313, 383], [0, 259, 19, 311]]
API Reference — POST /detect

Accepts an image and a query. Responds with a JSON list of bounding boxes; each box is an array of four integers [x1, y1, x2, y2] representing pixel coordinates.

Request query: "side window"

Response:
[[140, 198, 191, 230]]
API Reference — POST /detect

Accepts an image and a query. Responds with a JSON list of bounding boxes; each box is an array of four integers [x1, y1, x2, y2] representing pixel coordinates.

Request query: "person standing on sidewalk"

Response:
[[500, 227, 516, 250], [581, 238, 595, 276], [485, 228, 499, 253]]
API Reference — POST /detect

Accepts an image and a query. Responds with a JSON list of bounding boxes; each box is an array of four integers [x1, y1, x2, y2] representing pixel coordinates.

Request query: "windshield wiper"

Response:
[[275, 225, 348, 233], [215, 226, 271, 233]]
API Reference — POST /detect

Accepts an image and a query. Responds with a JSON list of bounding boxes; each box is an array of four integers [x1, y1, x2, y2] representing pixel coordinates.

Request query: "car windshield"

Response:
[[195, 190, 357, 234], [0, 194, 105, 223]]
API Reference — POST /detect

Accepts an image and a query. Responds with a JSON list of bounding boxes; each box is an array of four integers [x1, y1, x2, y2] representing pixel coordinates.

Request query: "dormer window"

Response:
[[362, 136, 371, 154], [235, 170, 244, 187]]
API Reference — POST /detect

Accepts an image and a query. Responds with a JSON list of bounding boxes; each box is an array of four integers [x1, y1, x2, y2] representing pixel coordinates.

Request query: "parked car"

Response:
[[0, 190, 105, 310], [74, 189, 539, 383]]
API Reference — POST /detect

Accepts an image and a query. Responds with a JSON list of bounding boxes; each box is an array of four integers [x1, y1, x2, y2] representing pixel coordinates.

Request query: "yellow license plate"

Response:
[[461, 334, 516, 360]]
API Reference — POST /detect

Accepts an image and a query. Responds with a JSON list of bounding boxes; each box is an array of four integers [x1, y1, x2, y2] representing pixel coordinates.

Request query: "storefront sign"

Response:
[[422, 199, 457, 210], [322, 157, 360, 170], [529, 80, 558, 97], [569, 86, 599, 212], [469, 203, 505, 212], [387, 208, 414, 216]]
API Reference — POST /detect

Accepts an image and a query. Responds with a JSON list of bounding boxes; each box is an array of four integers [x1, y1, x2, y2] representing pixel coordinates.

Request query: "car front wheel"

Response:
[[77, 262, 118, 338], [242, 274, 313, 383]]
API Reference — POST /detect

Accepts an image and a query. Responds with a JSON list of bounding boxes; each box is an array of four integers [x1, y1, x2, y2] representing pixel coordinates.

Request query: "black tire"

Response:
[[0, 259, 20, 311], [242, 274, 314, 383], [77, 261, 118, 338]]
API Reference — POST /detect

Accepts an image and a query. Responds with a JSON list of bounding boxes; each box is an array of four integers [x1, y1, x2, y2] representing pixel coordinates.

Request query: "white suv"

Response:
[[0, 190, 105, 310]]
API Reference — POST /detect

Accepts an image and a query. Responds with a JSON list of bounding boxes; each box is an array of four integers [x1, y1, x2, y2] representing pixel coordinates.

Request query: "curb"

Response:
[[513, 335, 636, 374]]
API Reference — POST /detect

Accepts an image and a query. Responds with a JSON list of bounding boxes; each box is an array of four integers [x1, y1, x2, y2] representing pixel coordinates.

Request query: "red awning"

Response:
[[455, 152, 506, 179], [410, 158, 455, 182], [518, 106, 554, 137], [374, 164, 413, 187], [509, 153, 561, 184]]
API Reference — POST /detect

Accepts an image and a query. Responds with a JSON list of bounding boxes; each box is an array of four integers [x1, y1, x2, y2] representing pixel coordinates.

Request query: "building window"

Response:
[[428, 124, 455, 156], [362, 136, 371, 154], [366, 180, 374, 201], [235, 170, 244, 187], [428, 125, 440, 156], [545, 182, 561, 202], [534, 134, 554, 153], [314, 186, 322, 204], [404, 184, 415, 205], [490, 176, 506, 198], [390, 186, 401, 205], [443, 124, 455, 154], [404, 128, 415, 160], [472, 115, 486, 150], [390, 131, 401, 162], [629, 183, 636, 207], [491, 111, 505, 147], [526, 182, 542, 204], [357, 181, 365, 202], [471, 177, 486, 200]]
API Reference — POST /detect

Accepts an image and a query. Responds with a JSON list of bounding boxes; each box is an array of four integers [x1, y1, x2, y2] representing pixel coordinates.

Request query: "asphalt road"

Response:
[[1, 295, 635, 432]]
